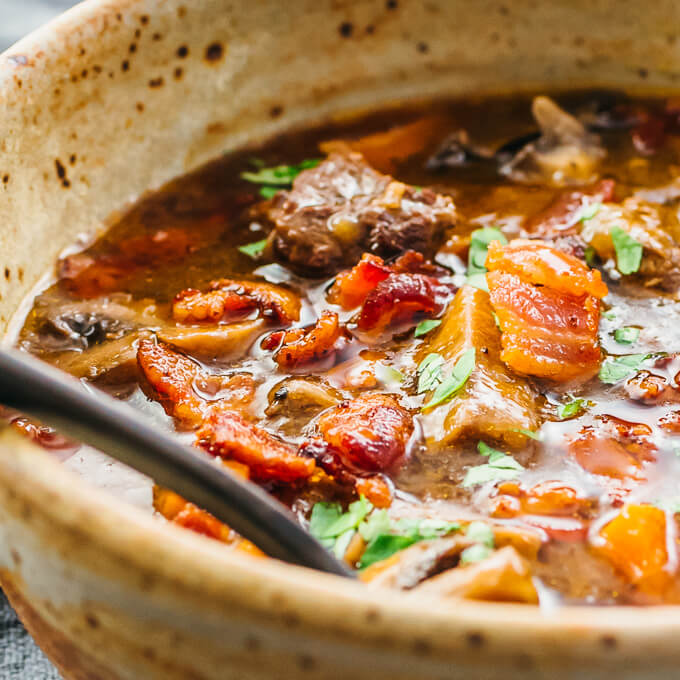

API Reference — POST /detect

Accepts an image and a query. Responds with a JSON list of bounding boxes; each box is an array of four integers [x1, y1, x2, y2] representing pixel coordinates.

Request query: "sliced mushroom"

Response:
[[157, 319, 264, 358], [265, 377, 343, 417], [500, 96, 606, 186], [49, 329, 152, 381]]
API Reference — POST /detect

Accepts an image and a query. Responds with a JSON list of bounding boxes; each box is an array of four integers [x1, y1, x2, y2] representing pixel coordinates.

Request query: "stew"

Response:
[[14, 90, 680, 606]]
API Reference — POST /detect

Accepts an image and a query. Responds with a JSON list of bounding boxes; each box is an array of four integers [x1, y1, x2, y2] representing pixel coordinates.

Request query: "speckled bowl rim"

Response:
[[1, 0, 680, 666]]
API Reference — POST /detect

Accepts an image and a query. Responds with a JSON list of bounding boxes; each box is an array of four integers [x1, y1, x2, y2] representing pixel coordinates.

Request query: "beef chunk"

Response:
[[267, 151, 457, 274]]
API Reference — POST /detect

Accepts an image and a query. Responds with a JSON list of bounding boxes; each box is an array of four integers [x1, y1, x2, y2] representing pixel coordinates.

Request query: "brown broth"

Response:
[[14, 90, 680, 606]]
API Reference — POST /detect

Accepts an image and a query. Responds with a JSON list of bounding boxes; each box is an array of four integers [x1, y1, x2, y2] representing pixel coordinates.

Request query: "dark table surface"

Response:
[[1, 4, 75, 678]]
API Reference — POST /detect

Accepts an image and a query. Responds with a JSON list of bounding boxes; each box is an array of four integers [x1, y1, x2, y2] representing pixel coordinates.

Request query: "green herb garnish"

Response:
[[462, 441, 525, 487], [417, 353, 445, 394], [422, 347, 475, 410], [309, 496, 373, 555], [414, 319, 442, 337], [614, 327, 640, 345], [512, 427, 542, 441], [241, 158, 320, 198], [558, 397, 588, 419], [598, 353, 650, 384], [374, 363, 405, 387], [460, 543, 494, 564], [465, 521, 495, 547], [602, 309, 617, 321], [580, 202, 601, 222], [358, 518, 460, 569], [465, 227, 507, 290], [237, 238, 268, 258], [467, 227, 507, 275], [584, 246, 597, 267], [611, 226, 643, 275]]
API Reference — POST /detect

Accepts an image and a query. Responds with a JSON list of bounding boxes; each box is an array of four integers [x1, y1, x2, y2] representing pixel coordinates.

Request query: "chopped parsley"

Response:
[[237, 238, 268, 258], [610, 226, 643, 275], [241, 158, 320, 198], [584, 246, 597, 267], [460, 521, 496, 564], [309, 498, 461, 568], [579, 202, 601, 222], [512, 427, 542, 441], [598, 353, 650, 384], [422, 347, 475, 410], [414, 319, 442, 337], [614, 326, 640, 345], [558, 397, 588, 419], [602, 308, 617, 321], [374, 363, 405, 387], [466, 227, 507, 290], [462, 441, 525, 487], [417, 352, 445, 394]]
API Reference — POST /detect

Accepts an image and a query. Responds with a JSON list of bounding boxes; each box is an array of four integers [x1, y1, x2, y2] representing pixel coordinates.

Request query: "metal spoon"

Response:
[[0, 348, 354, 578]]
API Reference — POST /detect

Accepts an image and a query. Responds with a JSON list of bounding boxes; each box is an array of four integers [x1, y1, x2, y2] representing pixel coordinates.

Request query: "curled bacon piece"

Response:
[[357, 273, 447, 333], [486, 239, 608, 298], [60, 228, 199, 298], [261, 311, 345, 368], [486, 239, 607, 381], [137, 339, 255, 427], [524, 179, 616, 239], [301, 393, 414, 476], [197, 411, 316, 483], [566, 414, 656, 481], [173, 279, 300, 325], [329, 250, 447, 312], [625, 370, 680, 405], [329, 254, 391, 309]]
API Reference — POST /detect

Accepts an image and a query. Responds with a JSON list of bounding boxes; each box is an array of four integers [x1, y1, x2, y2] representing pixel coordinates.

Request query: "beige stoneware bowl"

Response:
[[1, 0, 680, 677]]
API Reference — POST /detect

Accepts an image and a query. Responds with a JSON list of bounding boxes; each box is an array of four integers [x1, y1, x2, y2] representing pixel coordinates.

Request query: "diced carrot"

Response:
[[593, 504, 671, 592]]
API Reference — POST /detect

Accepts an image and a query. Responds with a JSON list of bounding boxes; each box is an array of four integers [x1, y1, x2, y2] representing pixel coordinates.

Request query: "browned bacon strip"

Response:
[[197, 411, 316, 483], [486, 240, 607, 381], [173, 279, 300, 325]]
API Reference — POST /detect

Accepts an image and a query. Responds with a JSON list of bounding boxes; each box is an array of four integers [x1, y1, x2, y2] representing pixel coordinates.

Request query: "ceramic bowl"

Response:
[[1, 1, 680, 677]]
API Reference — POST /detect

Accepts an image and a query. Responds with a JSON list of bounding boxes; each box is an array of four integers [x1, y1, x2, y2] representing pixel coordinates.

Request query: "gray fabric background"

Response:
[[1, 4, 75, 678]]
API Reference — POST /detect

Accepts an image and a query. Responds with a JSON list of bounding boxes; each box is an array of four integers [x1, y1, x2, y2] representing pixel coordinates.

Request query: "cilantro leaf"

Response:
[[309, 502, 343, 548], [358, 517, 460, 569], [465, 272, 489, 292], [460, 543, 494, 564], [557, 397, 588, 419], [598, 353, 650, 384], [374, 363, 405, 387], [511, 427, 542, 441], [584, 246, 597, 267], [241, 158, 320, 198], [614, 326, 640, 345], [358, 534, 418, 568], [463, 441, 524, 487], [323, 496, 373, 537], [465, 521, 495, 547], [414, 319, 441, 337], [237, 238, 268, 258], [611, 226, 643, 275], [579, 202, 601, 222], [467, 227, 507, 276], [422, 347, 475, 410], [258, 186, 280, 199], [417, 353, 445, 394], [241, 159, 320, 186], [358, 509, 391, 542]]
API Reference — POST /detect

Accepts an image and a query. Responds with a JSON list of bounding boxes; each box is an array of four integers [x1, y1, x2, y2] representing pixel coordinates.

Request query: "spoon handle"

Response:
[[0, 349, 354, 578]]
